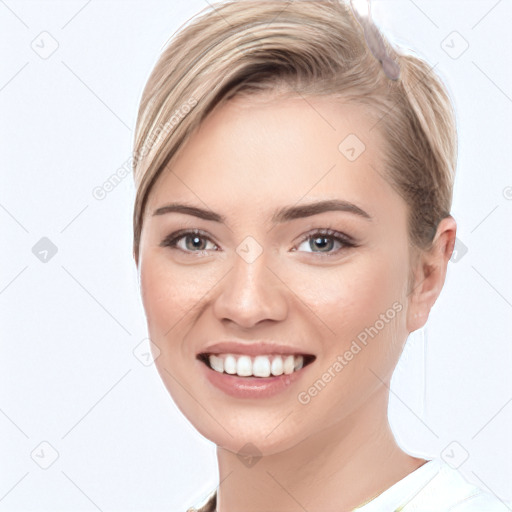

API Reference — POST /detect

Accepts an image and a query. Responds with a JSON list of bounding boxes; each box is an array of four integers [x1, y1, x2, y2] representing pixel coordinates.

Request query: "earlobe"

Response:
[[406, 261, 437, 333], [406, 216, 457, 333]]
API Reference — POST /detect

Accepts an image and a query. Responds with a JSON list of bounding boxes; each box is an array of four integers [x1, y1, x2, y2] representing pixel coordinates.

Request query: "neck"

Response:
[[215, 386, 426, 512]]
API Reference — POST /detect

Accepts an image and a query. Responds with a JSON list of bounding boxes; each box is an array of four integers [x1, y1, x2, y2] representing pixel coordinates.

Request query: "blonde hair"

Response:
[[131, 0, 457, 264]]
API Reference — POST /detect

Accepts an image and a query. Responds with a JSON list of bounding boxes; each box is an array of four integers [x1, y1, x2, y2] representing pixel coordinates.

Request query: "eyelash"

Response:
[[160, 228, 357, 257], [296, 228, 357, 254]]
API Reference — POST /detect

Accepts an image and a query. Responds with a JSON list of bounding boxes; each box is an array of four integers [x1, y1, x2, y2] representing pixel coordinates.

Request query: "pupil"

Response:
[[187, 235, 206, 251], [312, 236, 332, 252]]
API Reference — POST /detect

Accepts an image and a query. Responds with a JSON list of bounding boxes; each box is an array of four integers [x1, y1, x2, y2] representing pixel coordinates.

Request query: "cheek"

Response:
[[139, 255, 201, 339], [138, 251, 228, 347], [283, 252, 406, 340], [284, 256, 408, 425]]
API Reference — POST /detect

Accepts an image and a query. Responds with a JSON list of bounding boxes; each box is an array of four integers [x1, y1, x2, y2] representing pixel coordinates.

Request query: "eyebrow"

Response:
[[152, 199, 372, 223]]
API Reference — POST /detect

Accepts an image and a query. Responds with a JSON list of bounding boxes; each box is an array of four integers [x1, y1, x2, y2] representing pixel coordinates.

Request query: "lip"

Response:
[[197, 340, 315, 357], [197, 355, 315, 399]]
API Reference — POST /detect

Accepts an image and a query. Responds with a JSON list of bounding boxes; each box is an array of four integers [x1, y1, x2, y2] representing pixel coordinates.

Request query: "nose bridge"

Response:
[[213, 235, 287, 326]]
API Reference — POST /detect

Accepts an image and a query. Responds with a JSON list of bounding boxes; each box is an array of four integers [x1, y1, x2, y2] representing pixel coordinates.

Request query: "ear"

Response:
[[406, 216, 457, 333]]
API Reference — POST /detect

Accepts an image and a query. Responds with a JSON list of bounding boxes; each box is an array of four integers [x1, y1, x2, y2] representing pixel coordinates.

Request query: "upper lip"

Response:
[[198, 341, 315, 357]]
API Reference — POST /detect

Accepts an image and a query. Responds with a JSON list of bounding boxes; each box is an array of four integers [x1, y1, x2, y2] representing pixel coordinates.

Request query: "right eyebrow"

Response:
[[152, 203, 224, 222]]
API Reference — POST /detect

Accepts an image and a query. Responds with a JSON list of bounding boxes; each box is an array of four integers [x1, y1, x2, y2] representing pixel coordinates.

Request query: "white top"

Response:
[[355, 458, 510, 511], [188, 458, 511, 512]]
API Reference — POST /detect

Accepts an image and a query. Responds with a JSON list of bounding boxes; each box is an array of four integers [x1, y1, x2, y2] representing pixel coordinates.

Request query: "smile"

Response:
[[196, 351, 317, 399], [198, 352, 316, 378]]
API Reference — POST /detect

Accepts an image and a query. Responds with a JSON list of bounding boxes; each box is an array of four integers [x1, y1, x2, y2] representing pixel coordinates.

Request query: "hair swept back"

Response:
[[131, 0, 457, 266]]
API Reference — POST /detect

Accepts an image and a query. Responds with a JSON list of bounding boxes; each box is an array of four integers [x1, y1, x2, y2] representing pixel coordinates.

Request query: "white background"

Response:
[[1, 0, 511, 510]]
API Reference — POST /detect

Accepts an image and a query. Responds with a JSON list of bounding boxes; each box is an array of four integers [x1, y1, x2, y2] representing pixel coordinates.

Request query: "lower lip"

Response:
[[198, 358, 313, 399]]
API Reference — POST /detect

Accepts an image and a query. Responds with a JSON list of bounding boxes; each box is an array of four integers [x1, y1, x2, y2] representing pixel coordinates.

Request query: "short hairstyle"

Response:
[[131, 0, 457, 265]]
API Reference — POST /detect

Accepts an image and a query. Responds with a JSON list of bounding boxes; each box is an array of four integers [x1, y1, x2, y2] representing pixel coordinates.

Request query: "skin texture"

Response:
[[136, 94, 457, 511]]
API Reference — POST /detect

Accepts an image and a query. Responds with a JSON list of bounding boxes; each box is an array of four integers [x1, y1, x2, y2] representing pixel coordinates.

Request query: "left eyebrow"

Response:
[[271, 199, 372, 223], [152, 199, 372, 223]]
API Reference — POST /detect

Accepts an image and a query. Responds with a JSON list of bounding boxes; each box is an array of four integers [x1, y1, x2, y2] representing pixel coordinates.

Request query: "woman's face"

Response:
[[137, 94, 417, 455]]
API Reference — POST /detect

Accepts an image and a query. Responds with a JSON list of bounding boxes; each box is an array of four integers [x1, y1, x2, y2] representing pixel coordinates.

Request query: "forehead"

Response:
[[146, 94, 399, 222]]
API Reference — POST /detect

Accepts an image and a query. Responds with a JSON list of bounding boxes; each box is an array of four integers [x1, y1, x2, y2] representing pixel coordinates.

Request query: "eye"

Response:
[[160, 228, 356, 257], [160, 229, 218, 253], [293, 228, 356, 256]]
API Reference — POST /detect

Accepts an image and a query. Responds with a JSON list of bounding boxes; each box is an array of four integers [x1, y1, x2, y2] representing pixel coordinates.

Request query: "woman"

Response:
[[131, 1, 509, 510]]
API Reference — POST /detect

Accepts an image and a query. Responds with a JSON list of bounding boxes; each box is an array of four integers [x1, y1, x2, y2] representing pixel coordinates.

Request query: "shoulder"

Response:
[[403, 458, 510, 511], [445, 488, 511, 511]]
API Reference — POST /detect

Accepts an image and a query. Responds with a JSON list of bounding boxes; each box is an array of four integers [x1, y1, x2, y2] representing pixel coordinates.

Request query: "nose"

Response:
[[212, 249, 288, 329]]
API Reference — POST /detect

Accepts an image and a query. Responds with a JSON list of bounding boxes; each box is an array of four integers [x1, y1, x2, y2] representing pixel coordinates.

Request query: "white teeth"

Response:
[[209, 354, 224, 373], [283, 355, 294, 375], [224, 354, 237, 374], [236, 355, 252, 377], [271, 356, 283, 376], [207, 353, 309, 377], [253, 356, 271, 377]]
